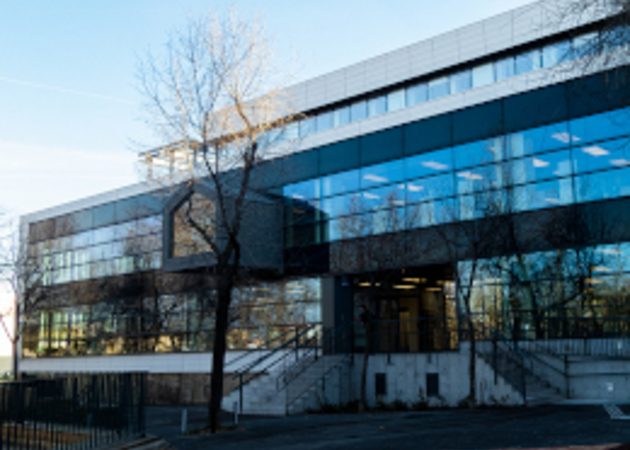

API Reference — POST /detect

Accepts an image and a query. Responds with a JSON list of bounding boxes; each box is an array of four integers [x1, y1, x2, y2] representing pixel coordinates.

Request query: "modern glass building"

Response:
[[18, 1, 630, 408]]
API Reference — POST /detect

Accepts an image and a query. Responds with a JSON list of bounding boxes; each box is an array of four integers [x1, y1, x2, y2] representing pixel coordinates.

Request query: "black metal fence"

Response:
[[0, 373, 146, 450]]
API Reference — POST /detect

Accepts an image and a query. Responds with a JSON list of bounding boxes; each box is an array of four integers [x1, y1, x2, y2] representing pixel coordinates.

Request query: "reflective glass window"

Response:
[[281, 122, 300, 141], [603, 25, 630, 50], [362, 185, 406, 211], [472, 63, 494, 88], [570, 108, 630, 145], [407, 198, 456, 228], [542, 41, 572, 67], [406, 83, 428, 106], [136, 215, 163, 236], [367, 96, 387, 117], [573, 137, 630, 174], [387, 89, 406, 112], [350, 101, 367, 122], [450, 70, 472, 94], [459, 190, 505, 220], [366, 207, 406, 236], [428, 77, 450, 100], [320, 193, 362, 218], [508, 122, 571, 158], [321, 170, 360, 197], [317, 111, 334, 132], [456, 164, 504, 194], [93, 226, 116, 245], [299, 117, 317, 137], [328, 215, 367, 241], [172, 193, 215, 258], [453, 137, 504, 169], [361, 160, 404, 189], [405, 148, 452, 179], [495, 57, 514, 81], [575, 167, 630, 202], [512, 179, 574, 211], [333, 106, 351, 127], [506, 150, 572, 185], [515, 50, 541, 75], [72, 231, 92, 248], [284, 179, 320, 201], [573, 31, 600, 58], [406, 174, 454, 203]]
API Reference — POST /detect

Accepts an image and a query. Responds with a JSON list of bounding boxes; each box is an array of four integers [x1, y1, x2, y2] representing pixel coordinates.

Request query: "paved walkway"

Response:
[[146, 405, 630, 450]]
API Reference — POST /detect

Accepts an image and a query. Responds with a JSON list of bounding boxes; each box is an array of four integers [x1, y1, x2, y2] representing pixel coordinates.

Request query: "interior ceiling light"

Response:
[[585, 278, 604, 284], [583, 146, 610, 157], [402, 277, 422, 283], [425, 287, 442, 292], [363, 174, 388, 183], [457, 171, 483, 180], [591, 265, 612, 272], [532, 158, 550, 168], [421, 161, 449, 171], [544, 198, 561, 204], [393, 284, 416, 290], [358, 282, 371, 287]]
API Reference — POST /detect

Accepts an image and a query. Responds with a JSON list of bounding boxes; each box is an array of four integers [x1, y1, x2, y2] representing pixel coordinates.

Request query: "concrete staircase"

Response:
[[222, 355, 350, 416]]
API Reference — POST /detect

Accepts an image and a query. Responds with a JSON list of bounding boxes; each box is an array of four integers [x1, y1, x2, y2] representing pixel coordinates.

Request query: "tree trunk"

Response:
[[468, 318, 476, 408], [359, 320, 371, 412], [12, 300, 19, 380], [209, 277, 231, 433]]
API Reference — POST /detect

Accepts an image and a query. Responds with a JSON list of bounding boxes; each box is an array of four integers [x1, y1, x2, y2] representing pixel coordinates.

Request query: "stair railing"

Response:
[[227, 324, 318, 412]]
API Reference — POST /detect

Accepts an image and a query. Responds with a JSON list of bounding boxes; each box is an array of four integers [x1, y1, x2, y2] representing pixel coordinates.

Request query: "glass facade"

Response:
[[460, 242, 630, 340], [28, 215, 162, 285], [284, 105, 630, 248], [267, 31, 618, 144], [22, 277, 322, 357]]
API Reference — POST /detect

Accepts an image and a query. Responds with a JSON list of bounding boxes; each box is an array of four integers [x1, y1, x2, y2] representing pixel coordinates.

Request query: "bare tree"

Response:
[[138, 11, 299, 432]]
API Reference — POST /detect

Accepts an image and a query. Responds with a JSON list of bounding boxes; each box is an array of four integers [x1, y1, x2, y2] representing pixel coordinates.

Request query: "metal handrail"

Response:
[[224, 326, 305, 370]]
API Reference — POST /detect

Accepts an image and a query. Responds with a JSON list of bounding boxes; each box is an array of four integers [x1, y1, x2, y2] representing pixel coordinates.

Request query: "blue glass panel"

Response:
[[456, 164, 503, 194], [575, 167, 630, 202], [542, 41, 572, 67], [316, 111, 334, 132], [284, 179, 320, 201], [360, 159, 404, 189], [450, 70, 472, 94], [570, 108, 630, 145], [495, 58, 514, 81], [405, 148, 452, 179], [573, 31, 599, 58], [573, 137, 630, 174], [506, 150, 572, 185], [428, 77, 450, 100], [321, 170, 360, 197], [333, 106, 351, 127], [92, 226, 116, 245], [459, 190, 505, 220], [513, 179, 574, 212], [387, 90, 406, 111], [367, 207, 406, 236], [328, 215, 366, 241], [350, 101, 367, 122], [472, 64, 494, 87], [407, 198, 456, 228], [507, 122, 571, 158], [453, 137, 504, 169], [515, 50, 541, 75], [367, 96, 387, 117], [406, 174, 454, 203], [406, 83, 428, 106], [320, 193, 362, 218], [299, 117, 317, 137], [362, 185, 406, 211]]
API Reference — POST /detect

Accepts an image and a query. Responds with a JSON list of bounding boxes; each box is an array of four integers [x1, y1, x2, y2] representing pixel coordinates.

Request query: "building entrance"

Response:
[[352, 265, 458, 353]]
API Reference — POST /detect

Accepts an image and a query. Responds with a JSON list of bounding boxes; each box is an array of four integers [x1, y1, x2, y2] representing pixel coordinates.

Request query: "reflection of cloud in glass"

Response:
[[596, 248, 622, 255], [363, 192, 380, 199], [363, 174, 388, 183], [422, 161, 449, 171], [532, 157, 549, 168], [611, 158, 630, 167], [407, 184, 424, 192], [457, 171, 483, 180], [552, 132, 580, 143], [582, 146, 609, 156], [544, 197, 560, 204]]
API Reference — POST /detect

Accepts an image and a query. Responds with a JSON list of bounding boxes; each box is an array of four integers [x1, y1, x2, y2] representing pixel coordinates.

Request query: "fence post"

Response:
[[564, 355, 570, 398], [295, 327, 299, 362], [492, 335, 497, 385], [239, 373, 244, 414]]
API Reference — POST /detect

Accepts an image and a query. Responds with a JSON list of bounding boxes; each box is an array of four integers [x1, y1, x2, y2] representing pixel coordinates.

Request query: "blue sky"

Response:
[[0, 0, 535, 217]]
